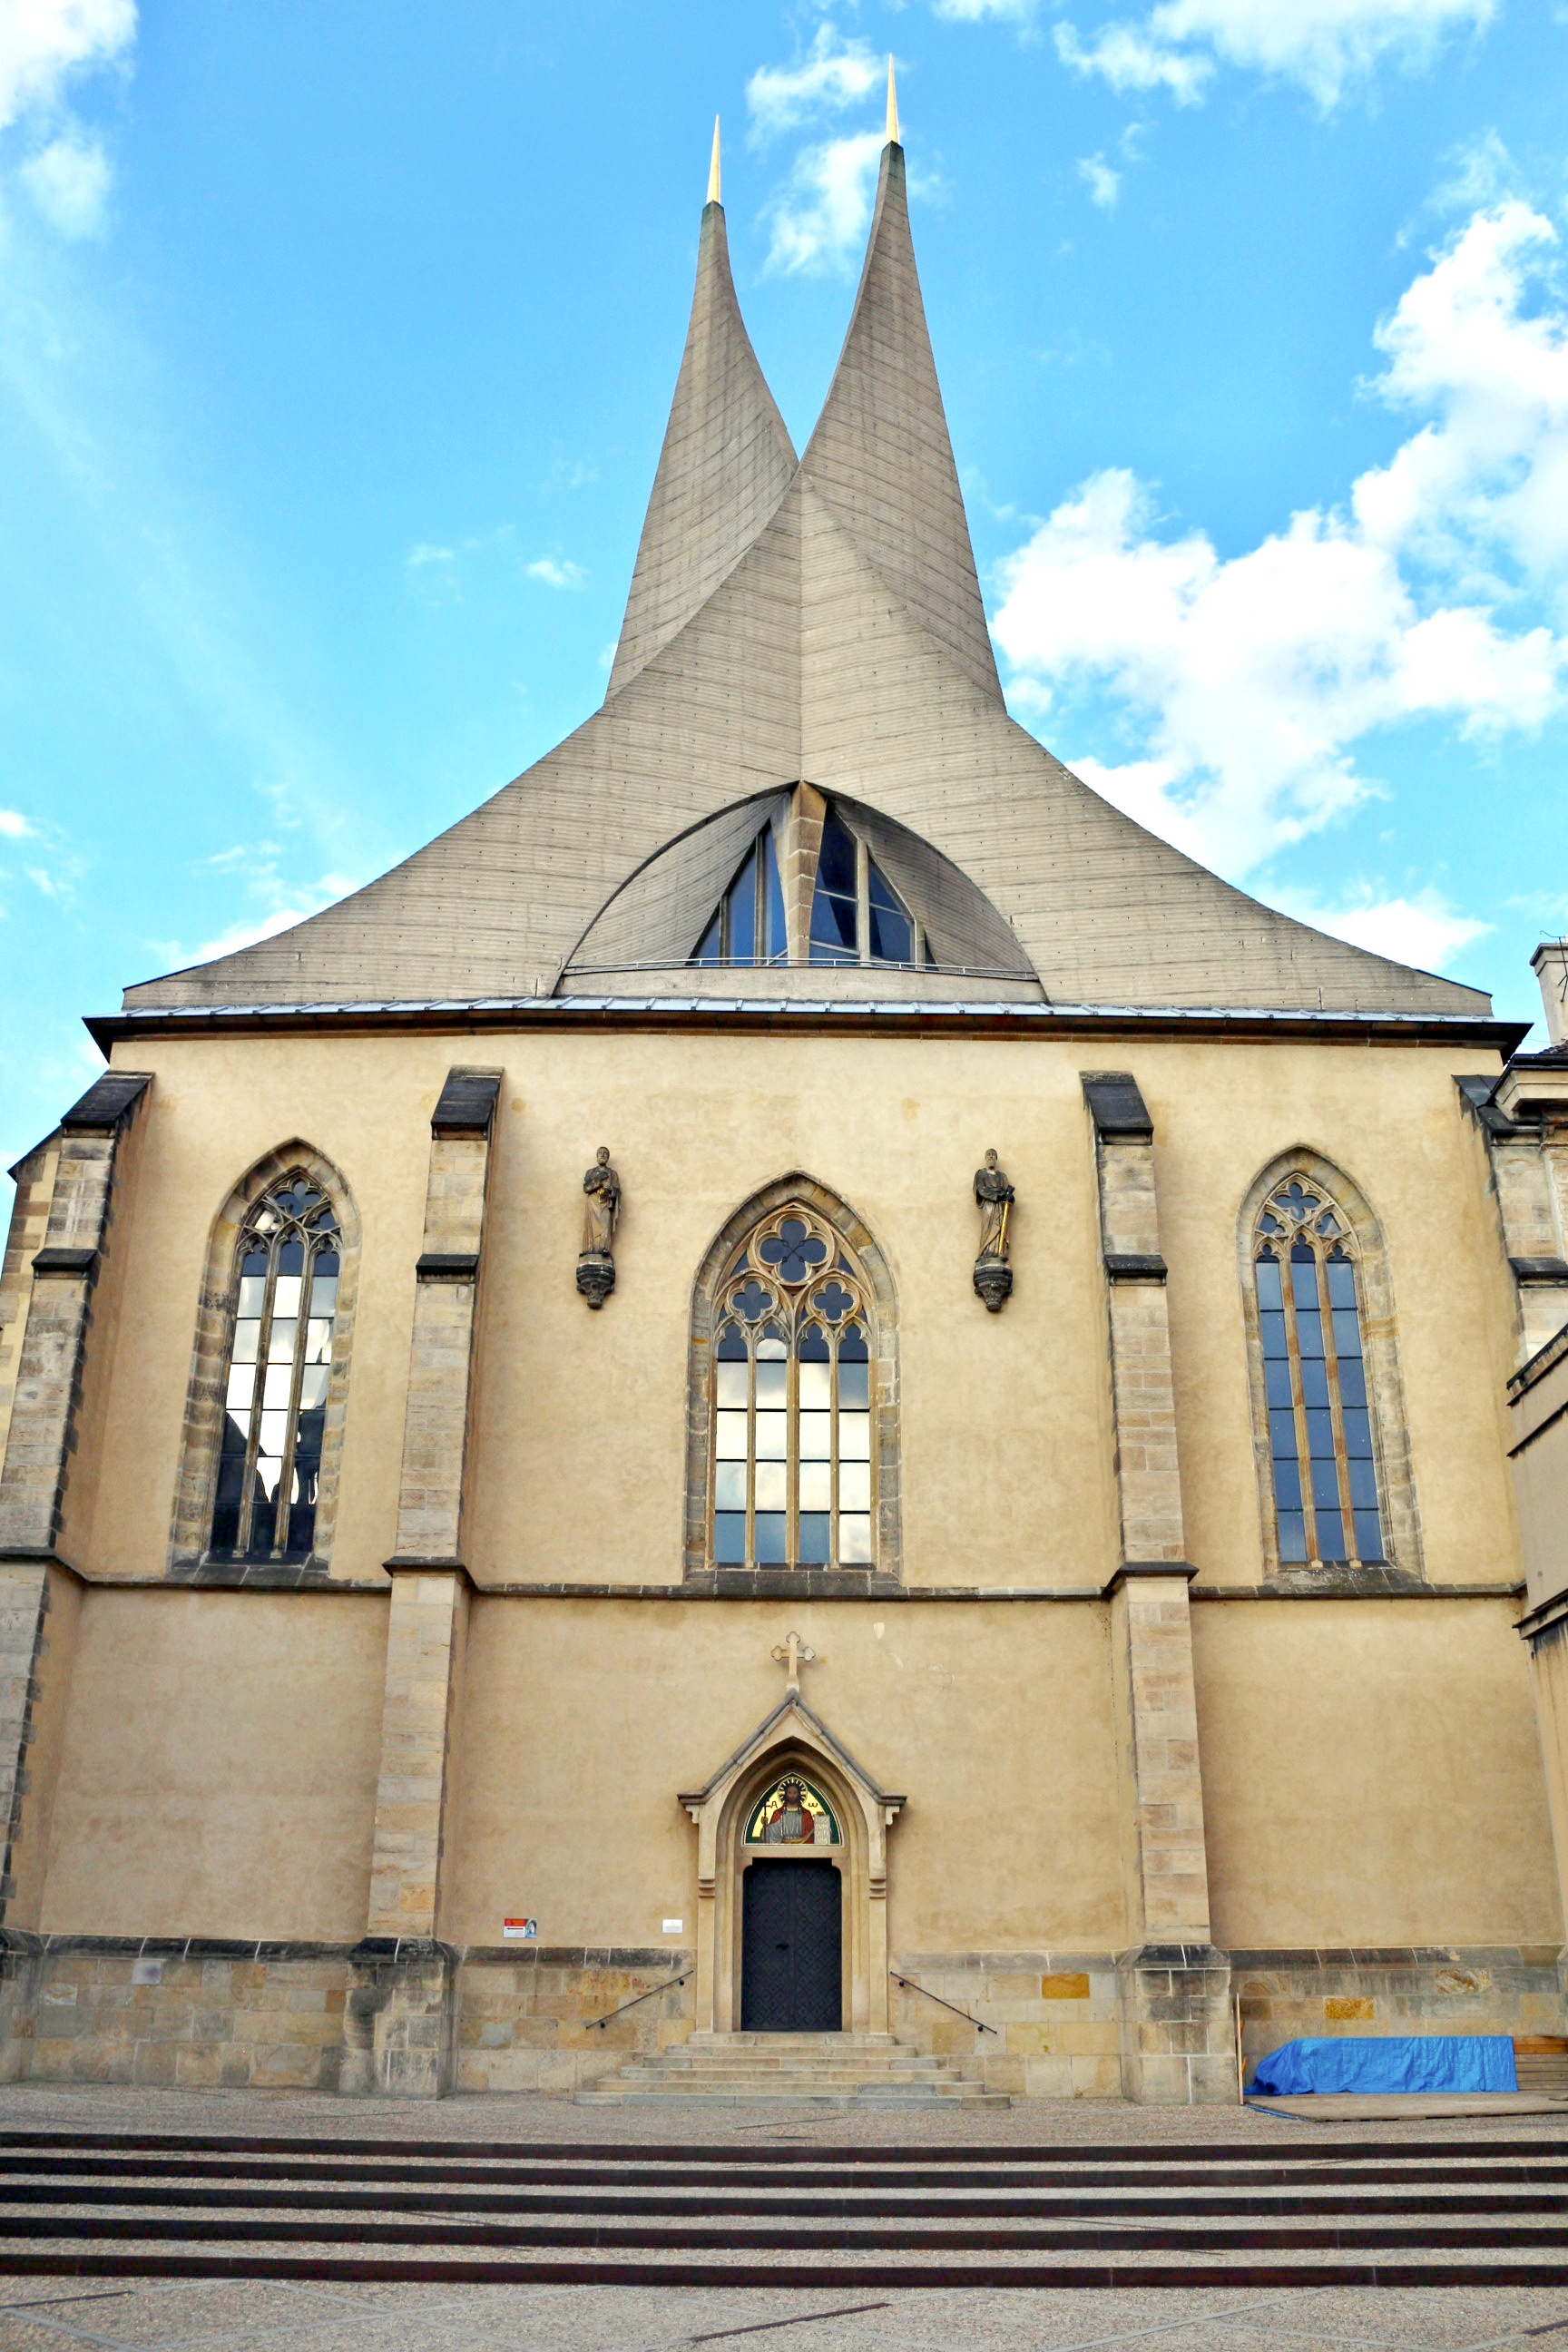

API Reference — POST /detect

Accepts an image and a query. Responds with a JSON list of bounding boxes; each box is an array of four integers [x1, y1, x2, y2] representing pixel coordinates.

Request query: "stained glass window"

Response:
[[710, 1205, 877, 1570], [1254, 1178, 1385, 1568], [745, 1774, 840, 1845], [211, 1175, 340, 1560]]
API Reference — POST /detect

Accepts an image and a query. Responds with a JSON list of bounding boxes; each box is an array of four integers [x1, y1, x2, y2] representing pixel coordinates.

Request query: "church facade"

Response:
[[3, 122, 1568, 2103]]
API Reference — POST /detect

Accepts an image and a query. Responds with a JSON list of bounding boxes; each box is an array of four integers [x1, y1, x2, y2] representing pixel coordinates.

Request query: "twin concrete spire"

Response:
[[609, 83, 999, 706], [125, 97, 1489, 1022]]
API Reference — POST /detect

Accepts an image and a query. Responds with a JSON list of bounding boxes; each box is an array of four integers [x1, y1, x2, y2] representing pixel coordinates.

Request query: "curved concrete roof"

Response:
[[123, 143, 1487, 1021]]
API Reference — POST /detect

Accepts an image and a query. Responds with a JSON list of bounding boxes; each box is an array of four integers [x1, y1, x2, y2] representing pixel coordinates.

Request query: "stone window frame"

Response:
[[1237, 1147, 1423, 1581], [684, 1173, 900, 1583], [168, 1142, 360, 1575]]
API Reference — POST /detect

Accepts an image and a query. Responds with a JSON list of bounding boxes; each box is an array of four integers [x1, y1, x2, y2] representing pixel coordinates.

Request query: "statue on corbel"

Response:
[[576, 1145, 621, 1308], [973, 1147, 1014, 1312]]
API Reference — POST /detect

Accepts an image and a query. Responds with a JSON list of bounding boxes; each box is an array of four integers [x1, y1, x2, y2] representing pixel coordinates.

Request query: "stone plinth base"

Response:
[[343, 1937, 458, 2098], [0, 1937, 1558, 2101], [1117, 1943, 1236, 2103], [1236, 1943, 1566, 2083]]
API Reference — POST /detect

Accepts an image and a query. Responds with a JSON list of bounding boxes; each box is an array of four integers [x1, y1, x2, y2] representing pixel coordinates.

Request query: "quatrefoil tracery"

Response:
[[718, 1206, 870, 1346]]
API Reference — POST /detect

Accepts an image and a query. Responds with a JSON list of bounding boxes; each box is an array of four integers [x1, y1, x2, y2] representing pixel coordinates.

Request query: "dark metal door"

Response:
[[740, 1860, 842, 2032]]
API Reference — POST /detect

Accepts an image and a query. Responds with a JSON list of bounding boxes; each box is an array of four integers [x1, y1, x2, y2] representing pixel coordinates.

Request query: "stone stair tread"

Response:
[[579, 2031, 1006, 2107]]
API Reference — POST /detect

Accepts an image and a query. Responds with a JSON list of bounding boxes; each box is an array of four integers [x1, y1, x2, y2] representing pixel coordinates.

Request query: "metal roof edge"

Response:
[[87, 997, 1527, 1055]]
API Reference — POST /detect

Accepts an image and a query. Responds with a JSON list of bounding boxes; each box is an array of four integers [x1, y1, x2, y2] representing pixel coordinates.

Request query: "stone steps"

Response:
[[576, 2031, 1006, 2106]]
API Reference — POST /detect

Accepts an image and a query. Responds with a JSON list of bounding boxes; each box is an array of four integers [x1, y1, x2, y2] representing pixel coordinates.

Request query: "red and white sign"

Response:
[[502, 1917, 537, 1941]]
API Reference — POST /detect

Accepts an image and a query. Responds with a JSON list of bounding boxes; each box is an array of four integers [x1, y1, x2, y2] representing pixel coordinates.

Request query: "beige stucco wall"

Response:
[[38, 1588, 387, 1941], [71, 1024, 1517, 1596], [1192, 1596, 1560, 1948], [1513, 1338, 1568, 1612], [448, 1597, 1125, 1953]]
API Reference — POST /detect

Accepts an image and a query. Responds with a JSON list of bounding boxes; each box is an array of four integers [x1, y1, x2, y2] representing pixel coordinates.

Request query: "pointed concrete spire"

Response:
[[799, 139, 1002, 703], [607, 160, 797, 698], [886, 56, 899, 146]]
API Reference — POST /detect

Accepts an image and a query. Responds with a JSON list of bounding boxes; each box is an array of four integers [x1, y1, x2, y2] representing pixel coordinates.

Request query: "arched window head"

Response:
[[1253, 1175, 1385, 1568], [710, 1206, 875, 1570], [211, 1173, 341, 1560]]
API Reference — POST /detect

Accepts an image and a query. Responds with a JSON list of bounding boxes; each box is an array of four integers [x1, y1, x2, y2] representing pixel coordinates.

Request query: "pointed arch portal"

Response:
[[680, 1690, 906, 2036]]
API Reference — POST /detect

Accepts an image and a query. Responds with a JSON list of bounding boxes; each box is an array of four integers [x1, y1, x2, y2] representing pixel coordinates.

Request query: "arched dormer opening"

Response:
[[559, 787, 1041, 1000]]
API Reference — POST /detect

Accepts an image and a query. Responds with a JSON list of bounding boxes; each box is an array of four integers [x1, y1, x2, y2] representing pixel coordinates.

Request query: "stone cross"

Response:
[[770, 1632, 816, 1692]]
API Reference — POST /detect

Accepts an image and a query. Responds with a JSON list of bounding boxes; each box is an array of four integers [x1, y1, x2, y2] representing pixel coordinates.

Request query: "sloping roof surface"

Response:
[[124, 146, 1486, 1020]]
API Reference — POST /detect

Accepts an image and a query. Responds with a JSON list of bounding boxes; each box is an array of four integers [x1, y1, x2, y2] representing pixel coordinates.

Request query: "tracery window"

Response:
[[710, 1206, 875, 1569], [746, 1774, 840, 1845], [1253, 1176, 1385, 1567], [211, 1174, 341, 1559]]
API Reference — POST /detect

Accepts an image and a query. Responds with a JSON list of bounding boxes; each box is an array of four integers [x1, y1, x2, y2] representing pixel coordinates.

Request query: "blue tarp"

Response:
[[1250, 2035, 1517, 2096]]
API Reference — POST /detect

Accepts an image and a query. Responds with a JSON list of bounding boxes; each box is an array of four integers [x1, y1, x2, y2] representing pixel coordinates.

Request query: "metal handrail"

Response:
[[889, 1970, 998, 2036], [586, 1967, 693, 2032]]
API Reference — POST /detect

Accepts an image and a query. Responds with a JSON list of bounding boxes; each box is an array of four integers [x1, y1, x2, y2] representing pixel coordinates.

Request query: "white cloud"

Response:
[[992, 203, 1568, 877], [1053, 0, 1493, 108], [0, 0, 134, 133], [762, 128, 886, 276], [747, 25, 881, 140], [524, 555, 587, 590], [407, 543, 455, 568], [1273, 887, 1490, 973], [934, 0, 1036, 17], [0, 811, 31, 838], [1055, 19, 1211, 99], [1078, 153, 1121, 209], [19, 128, 110, 236]]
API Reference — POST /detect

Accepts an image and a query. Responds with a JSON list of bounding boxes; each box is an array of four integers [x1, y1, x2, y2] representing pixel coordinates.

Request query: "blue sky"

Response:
[[4, 0, 1568, 1171]]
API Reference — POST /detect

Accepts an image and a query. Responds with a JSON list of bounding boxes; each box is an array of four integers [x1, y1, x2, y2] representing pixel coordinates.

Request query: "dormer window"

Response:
[[808, 808, 918, 967], [691, 793, 925, 971], [694, 827, 788, 965]]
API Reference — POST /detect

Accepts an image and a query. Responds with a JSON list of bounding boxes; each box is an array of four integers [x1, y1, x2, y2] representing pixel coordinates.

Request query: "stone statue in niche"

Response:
[[973, 1147, 1014, 1313], [576, 1146, 621, 1308]]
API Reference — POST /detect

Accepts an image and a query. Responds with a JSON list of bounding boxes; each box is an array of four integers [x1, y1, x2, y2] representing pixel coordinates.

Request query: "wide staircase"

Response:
[[576, 2030, 1004, 2106], [2, 2126, 1568, 2285]]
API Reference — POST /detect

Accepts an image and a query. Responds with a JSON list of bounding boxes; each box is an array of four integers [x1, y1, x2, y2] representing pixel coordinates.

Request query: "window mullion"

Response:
[[856, 838, 869, 965], [237, 1250, 276, 1556], [788, 1340, 799, 1569], [275, 1236, 313, 1557], [829, 1336, 840, 1568], [1319, 1247, 1359, 1566], [746, 1339, 758, 1568], [1279, 1260, 1317, 1563]]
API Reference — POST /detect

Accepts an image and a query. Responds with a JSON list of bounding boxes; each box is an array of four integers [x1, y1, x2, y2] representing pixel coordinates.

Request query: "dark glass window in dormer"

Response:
[[809, 810, 860, 964], [867, 859, 914, 965], [694, 826, 787, 965]]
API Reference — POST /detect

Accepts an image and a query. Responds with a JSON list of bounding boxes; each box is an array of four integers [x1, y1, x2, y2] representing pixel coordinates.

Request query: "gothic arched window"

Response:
[[710, 1206, 876, 1570], [1252, 1174, 1385, 1567], [210, 1173, 342, 1560]]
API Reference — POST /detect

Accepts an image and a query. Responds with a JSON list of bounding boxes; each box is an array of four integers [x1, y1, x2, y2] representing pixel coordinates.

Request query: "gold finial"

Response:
[[707, 115, 721, 205], [886, 55, 899, 146]]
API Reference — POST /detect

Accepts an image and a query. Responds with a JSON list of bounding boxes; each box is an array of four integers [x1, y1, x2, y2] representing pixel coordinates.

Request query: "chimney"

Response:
[[1532, 940, 1568, 1047]]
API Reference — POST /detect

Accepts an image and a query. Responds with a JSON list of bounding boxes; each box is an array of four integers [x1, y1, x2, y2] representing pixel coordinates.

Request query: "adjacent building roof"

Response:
[[122, 142, 1487, 1020]]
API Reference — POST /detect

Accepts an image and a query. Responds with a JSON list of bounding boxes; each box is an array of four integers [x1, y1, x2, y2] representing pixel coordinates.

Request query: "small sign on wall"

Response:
[[503, 1917, 538, 1941], [662, 1919, 683, 1934]]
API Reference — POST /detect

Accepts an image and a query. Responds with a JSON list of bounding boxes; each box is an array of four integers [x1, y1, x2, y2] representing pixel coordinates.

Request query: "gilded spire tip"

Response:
[[707, 115, 721, 205], [886, 55, 899, 146]]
